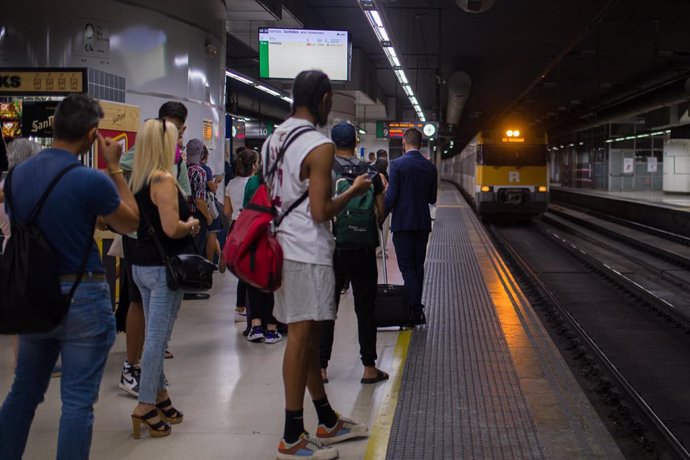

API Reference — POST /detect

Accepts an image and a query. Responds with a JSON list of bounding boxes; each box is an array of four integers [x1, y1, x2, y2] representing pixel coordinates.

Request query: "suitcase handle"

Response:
[[379, 224, 388, 285]]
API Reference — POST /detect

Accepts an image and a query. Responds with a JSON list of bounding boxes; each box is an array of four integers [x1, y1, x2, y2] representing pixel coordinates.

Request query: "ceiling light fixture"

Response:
[[359, 0, 425, 122], [225, 69, 292, 105]]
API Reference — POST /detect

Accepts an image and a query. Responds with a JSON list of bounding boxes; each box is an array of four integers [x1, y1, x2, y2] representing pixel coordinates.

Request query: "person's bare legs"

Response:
[[11, 335, 18, 370], [126, 302, 145, 365], [205, 232, 218, 263], [284, 320, 324, 410]]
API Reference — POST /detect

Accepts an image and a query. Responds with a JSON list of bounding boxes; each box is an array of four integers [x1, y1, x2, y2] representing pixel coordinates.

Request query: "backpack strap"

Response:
[[4, 161, 94, 302], [265, 125, 316, 181], [4, 162, 82, 224], [264, 125, 317, 227]]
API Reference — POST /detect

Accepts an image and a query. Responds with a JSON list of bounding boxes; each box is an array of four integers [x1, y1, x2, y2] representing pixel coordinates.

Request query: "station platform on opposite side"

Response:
[[551, 186, 690, 236]]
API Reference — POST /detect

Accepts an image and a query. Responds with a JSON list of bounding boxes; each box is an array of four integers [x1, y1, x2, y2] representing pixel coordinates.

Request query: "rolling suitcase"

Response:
[[375, 228, 411, 328]]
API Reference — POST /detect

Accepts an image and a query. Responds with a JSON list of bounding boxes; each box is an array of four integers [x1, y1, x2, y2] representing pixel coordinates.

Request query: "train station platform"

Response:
[[0, 183, 622, 459], [551, 186, 690, 236]]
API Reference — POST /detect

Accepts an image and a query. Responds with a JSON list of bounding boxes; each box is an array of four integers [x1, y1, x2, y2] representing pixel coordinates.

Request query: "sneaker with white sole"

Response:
[[264, 329, 283, 344], [118, 363, 140, 397], [316, 414, 368, 445], [234, 309, 247, 322], [247, 326, 264, 343], [277, 432, 338, 460]]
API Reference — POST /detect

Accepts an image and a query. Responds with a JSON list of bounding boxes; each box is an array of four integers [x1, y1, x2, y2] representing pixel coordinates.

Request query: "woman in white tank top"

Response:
[[224, 149, 259, 326]]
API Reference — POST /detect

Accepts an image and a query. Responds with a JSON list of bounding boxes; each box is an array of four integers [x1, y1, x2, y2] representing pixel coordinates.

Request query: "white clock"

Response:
[[423, 123, 436, 137]]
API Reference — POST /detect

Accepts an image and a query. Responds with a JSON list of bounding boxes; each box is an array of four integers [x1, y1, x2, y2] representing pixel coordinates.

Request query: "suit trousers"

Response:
[[392, 230, 430, 316], [319, 248, 378, 369]]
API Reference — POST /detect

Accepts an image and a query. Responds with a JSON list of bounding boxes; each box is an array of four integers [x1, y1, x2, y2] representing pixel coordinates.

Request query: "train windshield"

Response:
[[478, 144, 548, 166]]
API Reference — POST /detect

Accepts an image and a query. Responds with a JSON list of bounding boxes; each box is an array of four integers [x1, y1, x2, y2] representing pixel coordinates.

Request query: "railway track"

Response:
[[488, 220, 690, 459]]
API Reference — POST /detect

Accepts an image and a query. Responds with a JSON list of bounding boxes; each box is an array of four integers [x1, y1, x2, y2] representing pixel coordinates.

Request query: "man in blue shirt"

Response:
[[0, 93, 139, 460], [384, 128, 438, 326]]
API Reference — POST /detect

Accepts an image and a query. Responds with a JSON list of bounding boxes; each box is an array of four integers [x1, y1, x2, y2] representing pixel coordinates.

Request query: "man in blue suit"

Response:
[[384, 128, 438, 326]]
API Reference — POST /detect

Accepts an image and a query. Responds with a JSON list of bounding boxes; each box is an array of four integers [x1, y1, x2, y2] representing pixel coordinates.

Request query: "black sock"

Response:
[[284, 409, 305, 444], [313, 396, 338, 428]]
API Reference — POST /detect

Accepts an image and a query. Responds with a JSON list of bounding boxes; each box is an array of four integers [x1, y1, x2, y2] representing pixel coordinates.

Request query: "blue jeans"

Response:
[[0, 280, 116, 460], [133, 265, 183, 404]]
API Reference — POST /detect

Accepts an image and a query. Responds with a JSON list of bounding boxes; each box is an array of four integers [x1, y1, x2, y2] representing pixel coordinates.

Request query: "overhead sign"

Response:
[[245, 121, 274, 139], [21, 101, 59, 137], [377, 121, 438, 140], [0, 68, 87, 95]]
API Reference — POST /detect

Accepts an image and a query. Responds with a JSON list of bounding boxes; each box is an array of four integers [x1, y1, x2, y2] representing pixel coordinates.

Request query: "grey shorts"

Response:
[[274, 260, 336, 324]]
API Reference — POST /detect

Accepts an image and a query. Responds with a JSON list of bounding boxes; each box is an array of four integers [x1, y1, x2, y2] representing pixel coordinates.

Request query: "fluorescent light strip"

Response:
[[225, 70, 254, 86], [370, 10, 384, 27], [361, 3, 425, 122], [256, 85, 281, 97], [226, 69, 292, 105]]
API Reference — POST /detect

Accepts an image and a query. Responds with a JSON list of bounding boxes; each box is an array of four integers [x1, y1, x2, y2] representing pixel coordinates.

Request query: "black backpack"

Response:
[[0, 163, 93, 334]]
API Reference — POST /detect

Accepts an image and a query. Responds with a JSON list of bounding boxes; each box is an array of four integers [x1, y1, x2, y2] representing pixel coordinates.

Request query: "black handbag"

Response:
[[141, 209, 216, 292]]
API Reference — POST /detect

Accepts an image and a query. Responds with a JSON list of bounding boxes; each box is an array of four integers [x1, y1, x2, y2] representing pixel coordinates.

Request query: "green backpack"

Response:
[[333, 156, 379, 249]]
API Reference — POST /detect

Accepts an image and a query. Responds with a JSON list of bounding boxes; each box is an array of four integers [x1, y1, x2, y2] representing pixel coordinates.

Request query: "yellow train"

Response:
[[440, 129, 549, 218]]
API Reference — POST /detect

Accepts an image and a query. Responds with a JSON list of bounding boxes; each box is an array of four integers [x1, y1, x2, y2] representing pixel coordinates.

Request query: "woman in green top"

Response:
[[240, 151, 282, 344]]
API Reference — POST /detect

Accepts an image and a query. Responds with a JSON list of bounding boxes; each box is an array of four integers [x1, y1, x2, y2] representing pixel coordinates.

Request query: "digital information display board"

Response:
[[377, 121, 438, 140], [259, 28, 350, 81]]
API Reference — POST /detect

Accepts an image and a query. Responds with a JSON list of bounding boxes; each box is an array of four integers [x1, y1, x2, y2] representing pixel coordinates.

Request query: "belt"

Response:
[[59, 272, 106, 282]]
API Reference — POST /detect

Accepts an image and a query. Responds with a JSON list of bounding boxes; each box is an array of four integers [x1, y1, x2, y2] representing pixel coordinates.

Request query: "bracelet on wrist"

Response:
[[108, 168, 124, 176]]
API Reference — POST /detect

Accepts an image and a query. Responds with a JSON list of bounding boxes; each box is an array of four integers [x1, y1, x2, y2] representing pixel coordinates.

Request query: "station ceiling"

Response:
[[228, 0, 690, 146]]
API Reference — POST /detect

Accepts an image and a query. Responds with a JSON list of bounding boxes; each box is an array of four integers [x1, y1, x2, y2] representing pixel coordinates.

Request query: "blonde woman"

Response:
[[129, 118, 200, 439]]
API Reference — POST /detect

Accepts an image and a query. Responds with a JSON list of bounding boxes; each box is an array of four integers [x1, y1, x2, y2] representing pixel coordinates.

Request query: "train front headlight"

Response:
[[481, 186, 492, 192], [538, 186, 548, 193]]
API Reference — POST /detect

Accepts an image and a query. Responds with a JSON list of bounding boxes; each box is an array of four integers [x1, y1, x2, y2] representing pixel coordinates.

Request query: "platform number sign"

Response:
[[647, 156, 658, 173], [623, 157, 634, 175]]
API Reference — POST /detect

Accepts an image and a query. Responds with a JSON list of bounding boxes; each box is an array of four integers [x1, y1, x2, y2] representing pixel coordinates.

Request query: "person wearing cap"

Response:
[[319, 121, 389, 386], [186, 138, 213, 256]]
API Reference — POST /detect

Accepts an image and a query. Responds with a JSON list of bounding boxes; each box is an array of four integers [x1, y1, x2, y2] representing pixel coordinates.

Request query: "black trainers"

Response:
[[118, 362, 140, 397]]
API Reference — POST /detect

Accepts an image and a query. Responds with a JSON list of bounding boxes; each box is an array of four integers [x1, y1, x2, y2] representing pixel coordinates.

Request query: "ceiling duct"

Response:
[[446, 71, 472, 127], [455, 0, 496, 14], [551, 77, 690, 138]]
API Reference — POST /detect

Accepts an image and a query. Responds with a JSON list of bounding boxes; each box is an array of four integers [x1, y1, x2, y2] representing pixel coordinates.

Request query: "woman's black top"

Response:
[[132, 183, 191, 266]]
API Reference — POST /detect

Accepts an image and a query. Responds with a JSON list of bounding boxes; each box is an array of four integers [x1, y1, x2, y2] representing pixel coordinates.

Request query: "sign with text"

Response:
[[647, 156, 658, 173], [95, 101, 140, 170], [623, 157, 634, 175], [245, 121, 274, 139], [21, 101, 59, 138], [74, 19, 110, 59], [0, 68, 87, 95], [376, 121, 438, 140]]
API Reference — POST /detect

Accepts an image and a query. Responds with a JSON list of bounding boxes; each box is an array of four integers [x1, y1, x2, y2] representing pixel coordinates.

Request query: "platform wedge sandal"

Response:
[[131, 409, 171, 439]]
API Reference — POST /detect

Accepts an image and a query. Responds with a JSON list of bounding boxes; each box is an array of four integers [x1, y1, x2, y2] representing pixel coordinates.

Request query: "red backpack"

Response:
[[223, 126, 315, 292]]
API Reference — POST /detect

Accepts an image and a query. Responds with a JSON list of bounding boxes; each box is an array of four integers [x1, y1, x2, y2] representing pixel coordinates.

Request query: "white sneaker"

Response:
[[277, 433, 338, 460], [118, 363, 140, 397], [234, 309, 247, 322], [316, 414, 368, 445], [264, 329, 283, 344]]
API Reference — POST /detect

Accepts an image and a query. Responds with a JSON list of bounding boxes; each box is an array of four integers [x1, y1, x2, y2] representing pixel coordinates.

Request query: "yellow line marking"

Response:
[[364, 329, 412, 460]]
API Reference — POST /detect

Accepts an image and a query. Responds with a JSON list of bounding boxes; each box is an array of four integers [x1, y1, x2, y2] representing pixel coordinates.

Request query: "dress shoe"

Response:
[[409, 311, 427, 326]]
